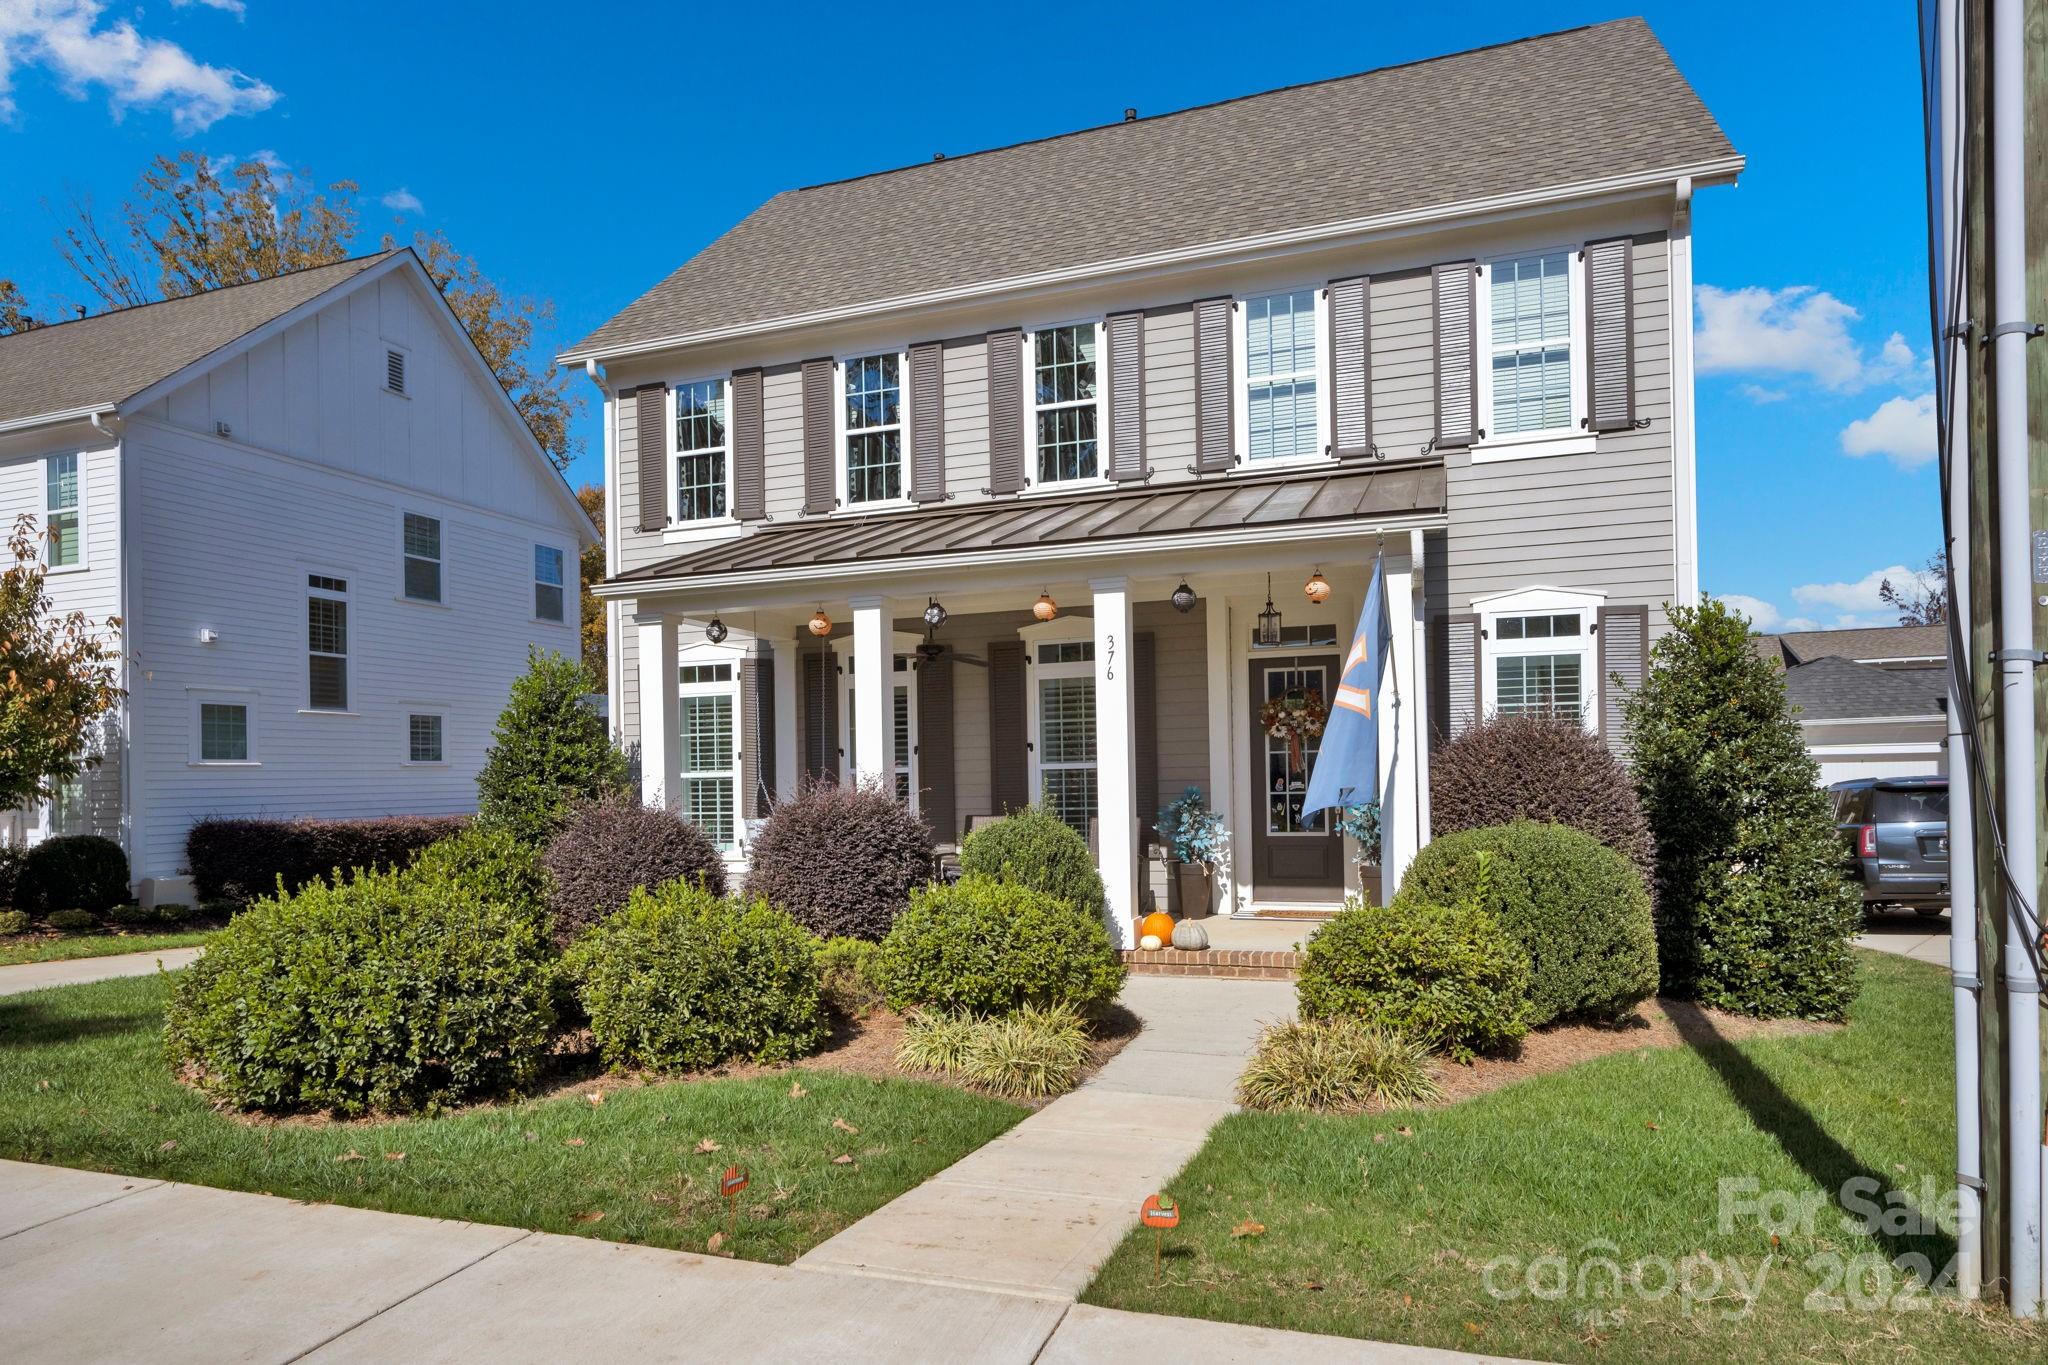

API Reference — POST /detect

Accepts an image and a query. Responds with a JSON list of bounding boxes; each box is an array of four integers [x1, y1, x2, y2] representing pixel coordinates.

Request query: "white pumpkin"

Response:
[[1138, 933, 1163, 951], [1171, 919, 1210, 951]]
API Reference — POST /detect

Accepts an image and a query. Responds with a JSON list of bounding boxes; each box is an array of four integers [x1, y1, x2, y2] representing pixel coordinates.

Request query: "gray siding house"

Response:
[[561, 18, 1740, 944]]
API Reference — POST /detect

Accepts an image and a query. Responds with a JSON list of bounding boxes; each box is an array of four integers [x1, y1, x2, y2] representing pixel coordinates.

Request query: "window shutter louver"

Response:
[[1134, 631, 1157, 843], [801, 358, 836, 515], [741, 654, 775, 817], [1443, 612, 1482, 739], [987, 639, 1029, 813], [908, 341, 947, 503], [1192, 296, 1235, 472], [1584, 238, 1636, 433], [1328, 276, 1374, 459], [1597, 604, 1649, 755], [731, 368, 766, 521], [986, 329, 1025, 494], [802, 650, 837, 781], [1431, 263, 1479, 449], [634, 384, 667, 532], [1106, 311, 1147, 482], [916, 653, 956, 843]]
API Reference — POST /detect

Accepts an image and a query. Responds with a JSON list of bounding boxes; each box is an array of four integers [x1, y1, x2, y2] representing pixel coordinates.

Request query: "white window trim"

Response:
[[1232, 285, 1333, 469], [532, 542, 568, 625], [668, 376, 738, 530], [1020, 318, 1109, 490], [402, 708, 450, 766], [303, 570, 353, 715], [1018, 617, 1097, 823], [1474, 586, 1605, 732], [1472, 245, 1595, 463], [830, 632, 921, 809], [678, 643, 743, 851], [399, 509, 444, 605], [42, 452, 87, 573], [384, 342, 412, 399], [188, 687, 260, 766], [832, 348, 914, 515]]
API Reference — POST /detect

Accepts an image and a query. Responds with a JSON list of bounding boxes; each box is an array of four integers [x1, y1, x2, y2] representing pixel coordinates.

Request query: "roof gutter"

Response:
[[0, 403, 118, 436], [558, 155, 1745, 367]]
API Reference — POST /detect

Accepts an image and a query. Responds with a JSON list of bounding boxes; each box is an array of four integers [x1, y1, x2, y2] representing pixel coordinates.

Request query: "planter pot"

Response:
[[1170, 862, 1214, 920]]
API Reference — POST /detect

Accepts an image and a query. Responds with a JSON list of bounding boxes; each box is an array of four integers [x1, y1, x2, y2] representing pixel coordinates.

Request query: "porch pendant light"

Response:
[[923, 597, 948, 629], [704, 616, 729, 644], [1256, 574, 1283, 647], [1303, 568, 1332, 605], [1170, 580, 1197, 613], [1033, 590, 1058, 622], [808, 607, 832, 637]]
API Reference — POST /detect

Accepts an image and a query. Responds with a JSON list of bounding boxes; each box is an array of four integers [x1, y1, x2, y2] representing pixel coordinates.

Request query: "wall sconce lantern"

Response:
[[923, 598, 948, 629], [1033, 591, 1058, 622], [704, 616, 729, 644], [1170, 580, 1197, 614], [807, 608, 832, 637], [1256, 574, 1284, 647], [1303, 568, 1332, 605]]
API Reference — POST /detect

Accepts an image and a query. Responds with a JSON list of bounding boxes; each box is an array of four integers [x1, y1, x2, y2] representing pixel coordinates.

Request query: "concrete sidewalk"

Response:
[[1856, 909, 1951, 968], [0, 945, 205, 997]]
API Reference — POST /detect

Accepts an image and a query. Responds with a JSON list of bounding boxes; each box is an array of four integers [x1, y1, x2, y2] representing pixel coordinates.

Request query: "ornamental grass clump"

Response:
[[742, 778, 933, 940], [542, 797, 727, 946], [897, 1004, 1092, 1099], [1296, 898, 1530, 1061], [879, 875, 1124, 1016], [957, 803, 1106, 918], [1236, 1017, 1443, 1113]]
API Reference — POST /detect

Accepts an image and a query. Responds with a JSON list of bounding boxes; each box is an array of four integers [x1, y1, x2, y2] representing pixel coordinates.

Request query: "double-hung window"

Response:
[[673, 379, 728, 522], [1243, 289, 1320, 461], [1031, 324, 1100, 484], [407, 713, 445, 764], [1029, 639, 1097, 836], [533, 545, 565, 622], [836, 647, 917, 807], [1490, 612, 1591, 722], [679, 661, 738, 849], [44, 454, 81, 568], [1484, 250, 1576, 438], [307, 575, 349, 711], [842, 353, 904, 505], [402, 512, 442, 602]]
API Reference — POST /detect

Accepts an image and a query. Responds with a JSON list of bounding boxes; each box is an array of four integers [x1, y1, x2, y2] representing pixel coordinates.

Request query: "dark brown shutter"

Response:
[[987, 639, 1029, 813], [731, 368, 765, 521], [1328, 276, 1373, 459], [802, 649, 838, 781], [634, 384, 666, 532], [1427, 615, 1450, 758], [1134, 631, 1157, 843], [1443, 612, 1482, 739], [908, 340, 947, 503], [1192, 296, 1234, 472], [916, 653, 956, 842], [801, 357, 836, 515], [1432, 263, 1478, 449], [741, 653, 775, 816], [1584, 238, 1636, 433], [1105, 311, 1147, 482], [986, 329, 1025, 494], [1597, 604, 1649, 755]]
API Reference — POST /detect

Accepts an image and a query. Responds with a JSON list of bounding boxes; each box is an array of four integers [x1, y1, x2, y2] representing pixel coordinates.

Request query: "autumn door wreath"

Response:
[[1259, 686, 1329, 774]]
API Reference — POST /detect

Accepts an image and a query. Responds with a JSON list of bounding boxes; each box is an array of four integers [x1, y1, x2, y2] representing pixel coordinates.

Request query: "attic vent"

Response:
[[385, 348, 407, 395]]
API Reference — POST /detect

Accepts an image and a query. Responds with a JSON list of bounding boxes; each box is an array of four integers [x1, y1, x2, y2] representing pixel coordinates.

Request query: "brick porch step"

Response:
[[1120, 947, 1298, 980]]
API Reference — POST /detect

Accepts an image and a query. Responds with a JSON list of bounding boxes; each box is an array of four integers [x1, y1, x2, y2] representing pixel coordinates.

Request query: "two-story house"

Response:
[[562, 19, 1739, 944], [0, 248, 595, 902]]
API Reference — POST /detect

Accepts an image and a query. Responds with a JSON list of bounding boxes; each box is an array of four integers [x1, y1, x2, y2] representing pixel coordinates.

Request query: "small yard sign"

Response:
[[721, 1164, 749, 1239], [1141, 1193, 1179, 1283]]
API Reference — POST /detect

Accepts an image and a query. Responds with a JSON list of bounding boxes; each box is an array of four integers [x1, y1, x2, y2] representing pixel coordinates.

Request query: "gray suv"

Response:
[[1827, 776, 1950, 916]]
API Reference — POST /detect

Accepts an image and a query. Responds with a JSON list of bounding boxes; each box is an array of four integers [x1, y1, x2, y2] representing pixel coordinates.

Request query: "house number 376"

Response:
[[1104, 634, 1115, 682]]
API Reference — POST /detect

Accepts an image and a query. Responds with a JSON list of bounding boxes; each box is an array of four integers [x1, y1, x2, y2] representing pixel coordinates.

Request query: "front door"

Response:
[[1247, 654, 1346, 901]]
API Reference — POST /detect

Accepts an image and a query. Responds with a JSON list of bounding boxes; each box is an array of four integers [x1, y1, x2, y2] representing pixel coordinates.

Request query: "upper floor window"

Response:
[[402, 512, 442, 602], [307, 574, 349, 711], [1032, 323, 1100, 484], [44, 454, 81, 569], [1485, 250, 1574, 437], [1243, 289, 1319, 460], [673, 379, 729, 522], [533, 545, 565, 622], [843, 353, 903, 505]]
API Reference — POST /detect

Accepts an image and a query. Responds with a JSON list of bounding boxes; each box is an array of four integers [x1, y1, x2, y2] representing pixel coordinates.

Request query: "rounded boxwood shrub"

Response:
[[1297, 899, 1530, 1060], [0, 908, 29, 935], [542, 798, 727, 946], [957, 805, 1105, 920], [47, 908, 98, 932], [818, 936, 887, 1020], [163, 868, 556, 1115], [879, 874, 1125, 1016], [401, 825, 550, 924], [742, 778, 933, 940], [1395, 820, 1657, 1026], [14, 835, 128, 913], [565, 883, 826, 1072]]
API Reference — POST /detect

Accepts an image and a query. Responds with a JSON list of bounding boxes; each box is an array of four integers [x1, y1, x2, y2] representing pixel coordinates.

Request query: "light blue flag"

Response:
[[1299, 556, 1392, 820]]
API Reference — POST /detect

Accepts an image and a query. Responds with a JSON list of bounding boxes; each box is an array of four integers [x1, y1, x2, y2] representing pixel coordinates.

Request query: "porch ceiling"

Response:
[[608, 464, 1444, 588]]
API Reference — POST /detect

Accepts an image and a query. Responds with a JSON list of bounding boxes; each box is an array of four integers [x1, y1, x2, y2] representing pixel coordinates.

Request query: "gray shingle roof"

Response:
[[1784, 657, 1946, 721], [0, 253, 392, 428], [1757, 624, 1949, 668], [565, 19, 1736, 359]]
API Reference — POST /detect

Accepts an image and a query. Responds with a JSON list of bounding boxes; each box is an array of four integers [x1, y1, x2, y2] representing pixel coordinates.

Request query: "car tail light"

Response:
[[1858, 825, 1878, 857]]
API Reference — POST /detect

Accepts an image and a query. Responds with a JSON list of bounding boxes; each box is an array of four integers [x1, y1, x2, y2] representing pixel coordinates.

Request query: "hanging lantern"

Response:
[[1256, 574, 1283, 647], [1303, 568, 1332, 605], [923, 597, 948, 629], [1170, 580, 1197, 614], [1033, 591, 1058, 622], [704, 616, 729, 644], [807, 608, 832, 637]]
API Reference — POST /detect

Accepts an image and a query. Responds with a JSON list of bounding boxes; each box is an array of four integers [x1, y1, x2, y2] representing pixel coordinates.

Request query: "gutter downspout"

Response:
[[583, 360, 623, 743], [88, 410, 139, 891]]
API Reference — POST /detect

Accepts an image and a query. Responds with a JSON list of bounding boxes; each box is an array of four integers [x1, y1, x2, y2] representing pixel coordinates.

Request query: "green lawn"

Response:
[[0, 973, 1024, 1264], [0, 929, 216, 967], [1083, 952, 2040, 1363]]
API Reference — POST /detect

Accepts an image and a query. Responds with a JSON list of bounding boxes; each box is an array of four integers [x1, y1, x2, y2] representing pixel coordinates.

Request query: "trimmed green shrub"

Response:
[[163, 868, 556, 1115], [403, 826, 550, 927], [185, 815, 468, 905], [46, 908, 97, 932], [1395, 821, 1657, 1025], [475, 648, 627, 846], [14, 835, 128, 913], [742, 778, 933, 940], [565, 883, 826, 1073], [542, 798, 727, 946], [108, 903, 152, 926], [818, 937, 887, 1020], [958, 805, 1106, 920], [1624, 599, 1862, 1019], [0, 845, 21, 907], [0, 909, 30, 935], [898, 1004, 1092, 1099], [151, 902, 197, 924], [1236, 1017, 1443, 1113], [880, 875, 1125, 1016], [1297, 899, 1530, 1060]]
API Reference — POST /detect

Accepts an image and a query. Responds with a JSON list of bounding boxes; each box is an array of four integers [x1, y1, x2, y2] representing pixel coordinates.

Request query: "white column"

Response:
[[1092, 577, 1139, 945], [1376, 554, 1421, 901], [771, 636, 799, 802], [1203, 593, 1236, 915], [1408, 530, 1433, 859], [634, 610, 680, 809], [850, 596, 891, 785]]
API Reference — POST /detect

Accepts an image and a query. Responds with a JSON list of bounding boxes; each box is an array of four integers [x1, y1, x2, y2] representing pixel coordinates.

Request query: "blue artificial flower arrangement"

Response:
[[1156, 786, 1229, 870], [1335, 802, 1382, 866]]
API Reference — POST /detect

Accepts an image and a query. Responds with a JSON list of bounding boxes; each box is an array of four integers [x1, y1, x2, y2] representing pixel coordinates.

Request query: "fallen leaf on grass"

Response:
[[1372, 1132, 1387, 1144], [1395, 1126, 1414, 1138], [570, 1212, 605, 1225], [1645, 1121, 1661, 1131], [586, 1092, 605, 1107], [831, 1154, 855, 1165], [383, 1152, 406, 1162], [565, 1138, 586, 1148], [1465, 1322, 1484, 1337], [336, 1150, 364, 1163], [694, 1138, 722, 1154], [1303, 1281, 1324, 1291], [707, 1231, 727, 1254], [788, 1081, 808, 1099], [522, 1130, 538, 1143], [832, 1117, 859, 1135], [157, 1140, 177, 1153], [1231, 1219, 1266, 1238]]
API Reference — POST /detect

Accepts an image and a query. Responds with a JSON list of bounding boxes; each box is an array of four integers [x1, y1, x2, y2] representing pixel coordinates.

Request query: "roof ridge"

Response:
[[793, 20, 1621, 194], [0, 249, 395, 342]]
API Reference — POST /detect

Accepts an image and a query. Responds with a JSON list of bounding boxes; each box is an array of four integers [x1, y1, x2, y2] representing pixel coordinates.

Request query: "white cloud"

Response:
[[1694, 285, 1921, 392], [1791, 565, 1918, 618], [1841, 393, 1938, 469], [0, 0, 277, 132], [380, 187, 423, 214], [171, 0, 246, 15], [1716, 594, 1785, 630], [1738, 383, 1788, 404]]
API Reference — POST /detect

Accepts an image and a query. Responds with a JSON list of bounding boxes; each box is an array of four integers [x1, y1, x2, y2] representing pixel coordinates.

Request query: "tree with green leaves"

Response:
[[574, 485, 607, 689], [1622, 598, 1861, 1020], [474, 649, 626, 846], [0, 515, 125, 811], [0, 280, 38, 335]]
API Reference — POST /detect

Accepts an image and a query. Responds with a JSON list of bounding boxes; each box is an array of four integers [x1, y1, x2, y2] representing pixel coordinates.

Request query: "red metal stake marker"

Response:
[[721, 1165, 749, 1239], [1140, 1193, 1179, 1284]]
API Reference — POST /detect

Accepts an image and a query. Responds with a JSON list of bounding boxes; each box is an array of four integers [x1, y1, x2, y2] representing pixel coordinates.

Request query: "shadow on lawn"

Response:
[[0, 995, 161, 1050], [1665, 1001, 1956, 1267]]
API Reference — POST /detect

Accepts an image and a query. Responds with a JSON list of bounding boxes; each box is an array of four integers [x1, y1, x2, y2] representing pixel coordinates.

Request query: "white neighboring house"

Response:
[[1752, 625, 1949, 785], [0, 249, 595, 902]]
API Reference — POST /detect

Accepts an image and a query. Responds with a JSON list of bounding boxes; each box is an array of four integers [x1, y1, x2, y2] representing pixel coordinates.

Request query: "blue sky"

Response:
[[0, 1, 1936, 629]]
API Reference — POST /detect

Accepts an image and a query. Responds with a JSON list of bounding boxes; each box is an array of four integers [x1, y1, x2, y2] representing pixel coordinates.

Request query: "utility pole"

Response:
[[2021, 0, 2048, 1312]]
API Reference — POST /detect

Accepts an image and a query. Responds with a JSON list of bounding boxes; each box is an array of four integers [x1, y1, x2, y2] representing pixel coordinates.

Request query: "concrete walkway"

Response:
[[0, 945, 205, 997], [1856, 909, 1951, 968]]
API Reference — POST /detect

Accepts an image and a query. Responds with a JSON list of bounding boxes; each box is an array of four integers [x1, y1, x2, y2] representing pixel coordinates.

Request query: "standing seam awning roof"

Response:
[[610, 464, 1445, 585]]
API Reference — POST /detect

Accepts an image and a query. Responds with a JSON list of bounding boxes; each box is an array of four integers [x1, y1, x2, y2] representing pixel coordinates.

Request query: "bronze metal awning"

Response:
[[611, 464, 1444, 585]]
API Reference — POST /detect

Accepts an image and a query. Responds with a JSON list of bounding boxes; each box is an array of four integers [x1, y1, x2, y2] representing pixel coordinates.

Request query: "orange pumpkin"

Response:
[[1139, 912, 1176, 944]]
